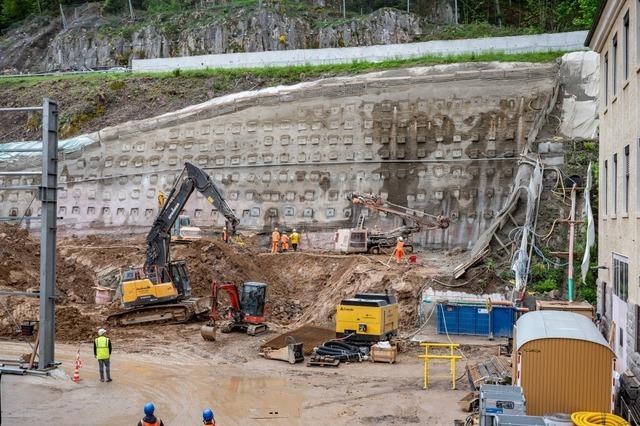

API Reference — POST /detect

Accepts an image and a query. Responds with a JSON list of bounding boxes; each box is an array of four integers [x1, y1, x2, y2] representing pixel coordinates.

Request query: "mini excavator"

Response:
[[200, 281, 268, 340], [107, 162, 240, 326]]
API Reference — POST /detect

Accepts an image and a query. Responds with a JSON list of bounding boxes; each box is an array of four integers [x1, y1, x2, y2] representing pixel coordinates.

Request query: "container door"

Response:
[[437, 304, 459, 335]]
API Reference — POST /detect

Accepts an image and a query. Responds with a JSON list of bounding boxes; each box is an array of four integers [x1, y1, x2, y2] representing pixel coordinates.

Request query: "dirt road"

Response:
[[1, 327, 472, 425]]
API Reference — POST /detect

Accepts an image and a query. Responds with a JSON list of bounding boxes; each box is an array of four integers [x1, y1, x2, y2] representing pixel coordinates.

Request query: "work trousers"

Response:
[[395, 250, 404, 263], [98, 358, 111, 381], [292, 243, 298, 252], [271, 241, 279, 253]]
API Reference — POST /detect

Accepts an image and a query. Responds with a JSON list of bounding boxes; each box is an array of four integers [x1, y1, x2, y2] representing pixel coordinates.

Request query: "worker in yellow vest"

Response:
[[290, 229, 300, 252], [93, 328, 112, 382]]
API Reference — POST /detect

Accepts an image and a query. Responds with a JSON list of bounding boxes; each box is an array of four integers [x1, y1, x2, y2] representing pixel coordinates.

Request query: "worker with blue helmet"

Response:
[[137, 402, 165, 426], [203, 408, 215, 425]]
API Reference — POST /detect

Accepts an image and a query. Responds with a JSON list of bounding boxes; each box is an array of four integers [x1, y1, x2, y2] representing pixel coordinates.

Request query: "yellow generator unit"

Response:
[[336, 293, 399, 342]]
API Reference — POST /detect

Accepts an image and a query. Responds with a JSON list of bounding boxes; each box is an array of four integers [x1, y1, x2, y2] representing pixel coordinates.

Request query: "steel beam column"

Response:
[[38, 98, 58, 370]]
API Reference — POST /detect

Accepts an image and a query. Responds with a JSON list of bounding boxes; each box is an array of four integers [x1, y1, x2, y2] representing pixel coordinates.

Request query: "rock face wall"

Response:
[[0, 62, 560, 249], [0, 6, 454, 73]]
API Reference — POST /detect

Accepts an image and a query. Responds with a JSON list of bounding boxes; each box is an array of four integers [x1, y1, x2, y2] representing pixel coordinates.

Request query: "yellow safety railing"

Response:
[[418, 342, 463, 390]]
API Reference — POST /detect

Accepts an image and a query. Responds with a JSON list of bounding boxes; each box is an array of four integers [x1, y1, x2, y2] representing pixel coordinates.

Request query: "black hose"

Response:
[[315, 339, 364, 362]]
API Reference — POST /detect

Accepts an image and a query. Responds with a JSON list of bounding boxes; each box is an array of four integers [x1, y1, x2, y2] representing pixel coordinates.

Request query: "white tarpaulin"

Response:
[[581, 162, 595, 283]]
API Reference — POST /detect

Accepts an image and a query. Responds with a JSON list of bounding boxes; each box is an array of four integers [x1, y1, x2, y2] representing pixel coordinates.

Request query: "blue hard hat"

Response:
[[203, 408, 214, 422], [144, 402, 155, 416]]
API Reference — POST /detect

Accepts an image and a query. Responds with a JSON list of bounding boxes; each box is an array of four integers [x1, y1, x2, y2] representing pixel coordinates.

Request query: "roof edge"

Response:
[[585, 0, 610, 47]]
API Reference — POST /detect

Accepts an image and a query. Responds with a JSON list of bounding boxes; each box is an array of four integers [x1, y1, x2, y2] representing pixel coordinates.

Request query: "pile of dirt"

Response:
[[55, 306, 98, 342], [0, 223, 97, 302]]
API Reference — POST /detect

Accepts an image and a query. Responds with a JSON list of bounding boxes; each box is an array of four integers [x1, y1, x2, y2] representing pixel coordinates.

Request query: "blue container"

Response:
[[436, 303, 515, 338]]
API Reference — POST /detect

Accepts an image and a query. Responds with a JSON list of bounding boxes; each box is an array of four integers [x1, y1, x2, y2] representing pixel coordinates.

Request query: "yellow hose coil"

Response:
[[571, 412, 630, 426]]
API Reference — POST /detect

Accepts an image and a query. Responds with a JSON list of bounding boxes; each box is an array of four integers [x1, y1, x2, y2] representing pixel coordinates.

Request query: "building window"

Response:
[[613, 153, 618, 214], [604, 159, 609, 215], [624, 145, 630, 213], [636, 305, 640, 352], [624, 11, 630, 80], [613, 254, 629, 302], [605, 52, 609, 103], [613, 34, 618, 96]]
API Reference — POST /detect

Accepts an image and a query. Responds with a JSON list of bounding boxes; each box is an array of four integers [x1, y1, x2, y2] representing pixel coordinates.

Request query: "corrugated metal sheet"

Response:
[[515, 311, 610, 351], [519, 338, 613, 415]]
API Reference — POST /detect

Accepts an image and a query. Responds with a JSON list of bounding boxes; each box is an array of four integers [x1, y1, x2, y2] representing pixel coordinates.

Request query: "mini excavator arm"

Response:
[[145, 162, 240, 272]]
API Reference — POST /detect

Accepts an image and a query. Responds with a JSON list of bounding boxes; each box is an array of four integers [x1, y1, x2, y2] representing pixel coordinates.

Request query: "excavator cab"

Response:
[[120, 260, 191, 308], [240, 282, 267, 320]]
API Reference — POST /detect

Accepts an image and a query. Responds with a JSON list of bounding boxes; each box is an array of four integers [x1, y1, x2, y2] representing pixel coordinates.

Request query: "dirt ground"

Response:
[[1, 326, 493, 425], [0, 224, 511, 424], [0, 223, 506, 344]]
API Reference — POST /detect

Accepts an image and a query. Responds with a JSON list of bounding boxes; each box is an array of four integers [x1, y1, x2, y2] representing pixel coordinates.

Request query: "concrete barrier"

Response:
[[132, 31, 588, 72]]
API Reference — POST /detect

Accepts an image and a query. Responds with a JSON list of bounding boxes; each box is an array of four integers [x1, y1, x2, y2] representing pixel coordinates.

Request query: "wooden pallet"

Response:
[[307, 355, 340, 367], [466, 356, 512, 389]]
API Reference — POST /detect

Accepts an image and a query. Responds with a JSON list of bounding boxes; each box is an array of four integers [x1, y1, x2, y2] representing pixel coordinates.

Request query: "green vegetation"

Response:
[[0, 50, 567, 87], [0, 0, 601, 36]]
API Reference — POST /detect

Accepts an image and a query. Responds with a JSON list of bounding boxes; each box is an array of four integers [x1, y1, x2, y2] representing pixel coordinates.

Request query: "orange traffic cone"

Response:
[[72, 364, 80, 382]]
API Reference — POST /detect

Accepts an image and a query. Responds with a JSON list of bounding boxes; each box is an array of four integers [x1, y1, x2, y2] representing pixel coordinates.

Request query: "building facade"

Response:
[[588, 0, 640, 376]]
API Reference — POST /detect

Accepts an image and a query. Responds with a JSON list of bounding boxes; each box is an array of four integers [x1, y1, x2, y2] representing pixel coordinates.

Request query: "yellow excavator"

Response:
[[107, 162, 239, 326]]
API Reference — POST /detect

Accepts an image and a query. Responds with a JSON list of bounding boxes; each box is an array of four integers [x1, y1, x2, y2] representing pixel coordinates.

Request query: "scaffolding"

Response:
[[0, 99, 59, 371]]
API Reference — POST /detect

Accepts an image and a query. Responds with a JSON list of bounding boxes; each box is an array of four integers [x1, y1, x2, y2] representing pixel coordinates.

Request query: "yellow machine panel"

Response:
[[121, 278, 178, 307], [336, 293, 399, 342]]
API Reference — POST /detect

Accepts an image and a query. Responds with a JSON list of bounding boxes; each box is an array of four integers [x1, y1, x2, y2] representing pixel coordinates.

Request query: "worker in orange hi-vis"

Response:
[[271, 227, 280, 253], [280, 233, 290, 252], [393, 237, 405, 264], [222, 226, 229, 244]]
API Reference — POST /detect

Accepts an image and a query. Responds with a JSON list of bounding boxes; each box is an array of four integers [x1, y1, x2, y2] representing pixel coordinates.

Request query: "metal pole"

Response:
[[342, 0, 345, 18], [406, 0, 409, 13], [38, 98, 58, 370], [128, 0, 134, 21], [567, 184, 577, 302], [59, 4, 67, 30], [454, 0, 458, 24]]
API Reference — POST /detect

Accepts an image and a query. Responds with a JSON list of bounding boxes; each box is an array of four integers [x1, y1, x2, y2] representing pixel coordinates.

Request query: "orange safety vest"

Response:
[[280, 234, 289, 243], [272, 231, 280, 242], [395, 241, 404, 252], [140, 419, 160, 426], [223, 229, 228, 241]]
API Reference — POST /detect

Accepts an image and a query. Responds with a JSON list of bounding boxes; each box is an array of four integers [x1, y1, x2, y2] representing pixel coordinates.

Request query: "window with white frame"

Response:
[[613, 254, 629, 302], [605, 52, 610, 103], [624, 145, 630, 214], [613, 34, 618, 96], [624, 11, 630, 80], [605, 159, 609, 215], [613, 153, 618, 214]]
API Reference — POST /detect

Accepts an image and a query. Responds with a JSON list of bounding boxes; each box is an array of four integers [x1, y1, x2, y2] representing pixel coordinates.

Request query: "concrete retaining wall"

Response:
[[132, 31, 588, 72]]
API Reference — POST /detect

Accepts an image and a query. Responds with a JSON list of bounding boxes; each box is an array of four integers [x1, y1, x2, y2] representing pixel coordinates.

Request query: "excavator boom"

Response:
[[109, 162, 239, 326], [145, 162, 240, 272]]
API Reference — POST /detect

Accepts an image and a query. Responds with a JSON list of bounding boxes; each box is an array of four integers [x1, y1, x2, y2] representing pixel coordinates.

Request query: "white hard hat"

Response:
[[398, 237, 404, 242], [98, 328, 107, 336], [223, 226, 227, 230], [292, 228, 296, 232], [275, 227, 279, 231]]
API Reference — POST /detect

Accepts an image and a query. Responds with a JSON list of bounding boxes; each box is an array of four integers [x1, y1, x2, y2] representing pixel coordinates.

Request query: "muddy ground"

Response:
[[0, 223, 507, 343], [1, 329, 497, 425], [0, 223, 511, 424]]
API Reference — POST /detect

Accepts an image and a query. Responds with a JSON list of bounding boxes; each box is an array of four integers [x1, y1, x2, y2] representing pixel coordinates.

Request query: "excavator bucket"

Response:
[[200, 322, 216, 341], [260, 342, 304, 364]]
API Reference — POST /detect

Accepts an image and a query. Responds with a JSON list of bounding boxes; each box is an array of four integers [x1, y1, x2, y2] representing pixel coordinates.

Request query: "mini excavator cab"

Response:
[[201, 281, 268, 340]]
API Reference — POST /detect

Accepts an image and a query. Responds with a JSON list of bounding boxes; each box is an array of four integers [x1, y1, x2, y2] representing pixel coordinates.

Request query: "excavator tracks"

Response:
[[107, 297, 211, 326]]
